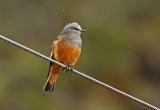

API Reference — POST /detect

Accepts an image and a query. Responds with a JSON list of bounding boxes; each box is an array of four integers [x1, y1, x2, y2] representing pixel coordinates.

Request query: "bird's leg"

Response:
[[66, 65, 74, 73]]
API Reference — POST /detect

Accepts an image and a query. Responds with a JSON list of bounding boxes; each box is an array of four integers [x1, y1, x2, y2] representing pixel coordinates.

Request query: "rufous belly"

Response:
[[53, 39, 81, 65]]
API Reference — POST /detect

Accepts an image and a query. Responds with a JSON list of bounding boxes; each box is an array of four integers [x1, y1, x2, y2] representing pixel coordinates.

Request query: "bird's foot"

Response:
[[66, 65, 74, 73]]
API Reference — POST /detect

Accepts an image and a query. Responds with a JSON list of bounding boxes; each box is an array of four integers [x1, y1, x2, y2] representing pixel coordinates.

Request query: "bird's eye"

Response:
[[71, 27, 80, 31], [74, 28, 79, 31]]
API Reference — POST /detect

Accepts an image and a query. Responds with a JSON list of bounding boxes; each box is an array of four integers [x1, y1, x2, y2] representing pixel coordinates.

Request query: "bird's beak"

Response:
[[80, 29, 86, 32]]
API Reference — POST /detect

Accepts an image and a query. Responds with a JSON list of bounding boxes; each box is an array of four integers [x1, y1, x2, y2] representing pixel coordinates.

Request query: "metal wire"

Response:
[[0, 35, 159, 110]]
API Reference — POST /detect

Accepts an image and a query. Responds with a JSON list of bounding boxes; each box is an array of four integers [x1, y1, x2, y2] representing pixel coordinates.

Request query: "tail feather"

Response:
[[43, 81, 54, 93], [44, 64, 62, 93]]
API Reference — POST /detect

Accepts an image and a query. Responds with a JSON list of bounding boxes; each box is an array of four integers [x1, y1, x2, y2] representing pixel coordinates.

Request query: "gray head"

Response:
[[60, 22, 85, 36]]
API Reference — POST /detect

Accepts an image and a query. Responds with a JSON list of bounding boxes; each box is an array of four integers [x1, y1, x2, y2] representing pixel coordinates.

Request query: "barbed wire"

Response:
[[0, 35, 159, 110]]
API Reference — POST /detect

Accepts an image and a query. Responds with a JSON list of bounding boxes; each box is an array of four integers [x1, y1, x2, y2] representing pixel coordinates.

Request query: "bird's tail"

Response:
[[43, 64, 62, 93]]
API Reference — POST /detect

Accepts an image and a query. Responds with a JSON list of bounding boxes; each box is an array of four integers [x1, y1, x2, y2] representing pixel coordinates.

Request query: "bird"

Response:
[[43, 22, 85, 93]]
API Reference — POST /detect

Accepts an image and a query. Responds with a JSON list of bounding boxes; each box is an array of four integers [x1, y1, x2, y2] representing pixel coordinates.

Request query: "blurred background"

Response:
[[0, 0, 160, 110]]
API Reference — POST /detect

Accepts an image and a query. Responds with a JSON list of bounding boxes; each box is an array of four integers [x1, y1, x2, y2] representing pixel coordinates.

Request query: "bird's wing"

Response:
[[47, 51, 55, 78]]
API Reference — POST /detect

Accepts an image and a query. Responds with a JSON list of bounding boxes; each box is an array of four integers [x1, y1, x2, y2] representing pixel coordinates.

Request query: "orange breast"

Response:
[[53, 39, 81, 65]]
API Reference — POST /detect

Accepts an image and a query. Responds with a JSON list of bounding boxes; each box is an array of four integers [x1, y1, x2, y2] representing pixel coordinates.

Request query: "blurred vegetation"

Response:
[[0, 0, 160, 110]]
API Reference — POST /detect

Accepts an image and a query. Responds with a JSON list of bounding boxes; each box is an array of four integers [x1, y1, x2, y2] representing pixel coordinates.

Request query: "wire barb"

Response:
[[0, 35, 159, 110]]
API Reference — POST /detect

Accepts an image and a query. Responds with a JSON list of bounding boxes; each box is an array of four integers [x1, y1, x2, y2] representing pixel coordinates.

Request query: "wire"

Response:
[[0, 35, 159, 110]]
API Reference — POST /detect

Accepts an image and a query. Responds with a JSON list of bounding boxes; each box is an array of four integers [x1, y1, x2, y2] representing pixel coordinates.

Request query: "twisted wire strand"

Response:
[[0, 35, 159, 110]]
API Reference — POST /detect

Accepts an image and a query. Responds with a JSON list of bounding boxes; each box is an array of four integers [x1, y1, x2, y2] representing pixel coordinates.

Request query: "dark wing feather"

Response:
[[47, 38, 59, 78], [47, 52, 55, 78]]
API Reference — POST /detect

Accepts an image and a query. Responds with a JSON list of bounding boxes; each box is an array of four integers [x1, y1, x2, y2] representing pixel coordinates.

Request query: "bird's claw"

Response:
[[66, 65, 73, 73]]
